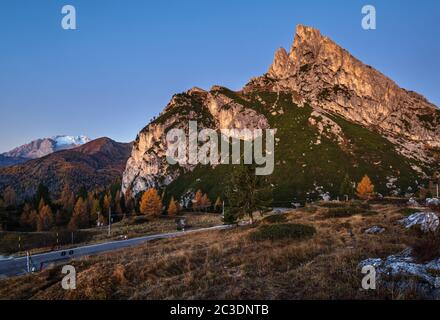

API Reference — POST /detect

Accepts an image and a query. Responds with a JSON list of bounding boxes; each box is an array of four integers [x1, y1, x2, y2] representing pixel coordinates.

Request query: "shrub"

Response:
[[263, 214, 287, 224], [324, 207, 364, 218], [411, 232, 440, 263], [319, 202, 347, 208], [250, 223, 316, 241]]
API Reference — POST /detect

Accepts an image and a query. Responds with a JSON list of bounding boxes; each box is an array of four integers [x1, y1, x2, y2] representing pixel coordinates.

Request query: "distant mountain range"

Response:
[[0, 135, 91, 168], [0, 138, 132, 200]]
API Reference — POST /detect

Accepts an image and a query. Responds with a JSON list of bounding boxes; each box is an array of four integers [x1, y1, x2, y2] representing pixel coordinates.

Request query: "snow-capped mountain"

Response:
[[52, 135, 91, 148], [0, 135, 91, 167]]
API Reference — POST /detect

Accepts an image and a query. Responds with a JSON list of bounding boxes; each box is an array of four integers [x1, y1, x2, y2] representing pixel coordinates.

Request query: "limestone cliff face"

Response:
[[122, 87, 268, 196], [247, 25, 440, 163], [123, 25, 440, 197]]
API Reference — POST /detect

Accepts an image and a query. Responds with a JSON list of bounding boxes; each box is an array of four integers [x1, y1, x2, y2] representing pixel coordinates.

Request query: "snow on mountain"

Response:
[[53, 135, 91, 148], [0, 135, 91, 166]]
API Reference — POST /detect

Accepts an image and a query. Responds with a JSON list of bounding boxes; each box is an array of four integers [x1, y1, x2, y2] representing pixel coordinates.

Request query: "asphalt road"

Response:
[[0, 225, 231, 279]]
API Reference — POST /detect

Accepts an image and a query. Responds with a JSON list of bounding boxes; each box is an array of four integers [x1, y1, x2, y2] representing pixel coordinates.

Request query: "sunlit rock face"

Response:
[[122, 87, 269, 196], [123, 25, 440, 197], [247, 25, 440, 164]]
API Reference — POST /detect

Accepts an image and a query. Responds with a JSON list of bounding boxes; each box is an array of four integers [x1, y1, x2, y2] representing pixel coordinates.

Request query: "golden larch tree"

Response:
[[167, 196, 179, 216], [356, 175, 375, 199], [37, 204, 54, 231], [140, 188, 163, 217]]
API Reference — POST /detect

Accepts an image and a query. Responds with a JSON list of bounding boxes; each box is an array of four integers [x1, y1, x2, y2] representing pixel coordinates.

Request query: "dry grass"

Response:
[[0, 213, 222, 256], [0, 203, 425, 300]]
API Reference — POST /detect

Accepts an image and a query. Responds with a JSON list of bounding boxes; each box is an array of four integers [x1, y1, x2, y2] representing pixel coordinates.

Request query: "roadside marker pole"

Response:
[[18, 236, 21, 251], [26, 251, 30, 273], [108, 207, 111, 237]]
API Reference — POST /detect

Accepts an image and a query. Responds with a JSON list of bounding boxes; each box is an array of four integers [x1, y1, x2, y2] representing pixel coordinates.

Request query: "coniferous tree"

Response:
[[192, 190, 203, 211], [225, 163, 272, 224], [339, 174, 354, 200], [37, 204, 54, 231], [3, 187, 16, 208], [356, 175, 375, 199], [167, 197, 178, 216], [139, 188, 163, 217]]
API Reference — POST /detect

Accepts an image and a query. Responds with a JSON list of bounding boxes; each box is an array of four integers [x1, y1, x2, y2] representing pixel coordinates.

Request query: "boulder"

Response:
[[365, 226, 385, 234], [407, 197, 419, 206], [400, 212, 439, 233], [426, 198, 440, 206], [359, 249, 440, 298]]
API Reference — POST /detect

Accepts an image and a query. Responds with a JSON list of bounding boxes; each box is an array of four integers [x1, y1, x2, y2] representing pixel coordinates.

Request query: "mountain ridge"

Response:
[[0, 135, 91, 168], [0, 137, 132, 200], [121, 25, 440, 202]]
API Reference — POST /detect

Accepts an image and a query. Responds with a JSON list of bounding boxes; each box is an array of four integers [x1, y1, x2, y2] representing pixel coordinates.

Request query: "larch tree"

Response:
[[192, 190, 203, 211], [356, 175, 375, 199], [37, 204, 54, 231], [70, 197, 89, 229], [167, 196, 179, 216], [139, 188, 163, 217]]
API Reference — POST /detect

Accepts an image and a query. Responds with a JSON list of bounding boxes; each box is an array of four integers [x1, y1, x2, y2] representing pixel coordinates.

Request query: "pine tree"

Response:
[[167, 197, 178, 216], [34, 183, 51, 208], [225, 163, 272, 224], [3, 187, 16, 208], [339, 174, 354, 199], [356, 175, 375, 199], [139, 188, 163, 217], [60, 185, 75, 214]]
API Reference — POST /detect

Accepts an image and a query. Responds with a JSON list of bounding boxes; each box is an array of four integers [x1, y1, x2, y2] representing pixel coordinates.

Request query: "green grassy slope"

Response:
[[164, 89, 421, 204]]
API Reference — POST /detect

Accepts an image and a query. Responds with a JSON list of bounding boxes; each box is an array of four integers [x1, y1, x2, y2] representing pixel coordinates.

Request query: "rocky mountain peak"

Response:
[[251, 25, 440, 164]]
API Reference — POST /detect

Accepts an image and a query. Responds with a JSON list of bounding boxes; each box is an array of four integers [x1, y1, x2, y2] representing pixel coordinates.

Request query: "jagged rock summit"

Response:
[[122, 25, 440, 201], [248, 25, 440, 164]]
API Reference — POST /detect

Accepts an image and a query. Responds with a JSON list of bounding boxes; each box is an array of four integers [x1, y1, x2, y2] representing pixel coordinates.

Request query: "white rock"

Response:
[[400, 212, 439, 233]]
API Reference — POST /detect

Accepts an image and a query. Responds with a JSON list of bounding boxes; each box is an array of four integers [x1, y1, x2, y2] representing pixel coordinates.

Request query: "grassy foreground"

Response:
[[0, 202, 432, 299]]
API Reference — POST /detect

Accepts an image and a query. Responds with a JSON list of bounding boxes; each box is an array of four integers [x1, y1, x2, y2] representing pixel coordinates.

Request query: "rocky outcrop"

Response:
[[246, 25, 440, 165], [365, 226, 385, 234], [400, 212, 439, 233], [122, 87, 269, 196], [122, 24, 440, 198], [359, 249, 440, 299]]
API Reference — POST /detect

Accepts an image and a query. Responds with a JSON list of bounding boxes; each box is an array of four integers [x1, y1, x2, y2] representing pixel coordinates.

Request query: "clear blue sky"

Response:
[[0, 0, 439, 152]]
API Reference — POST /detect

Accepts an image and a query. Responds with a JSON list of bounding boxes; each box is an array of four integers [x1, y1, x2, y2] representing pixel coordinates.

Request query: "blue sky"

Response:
[[0, 0, 439, 152]]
